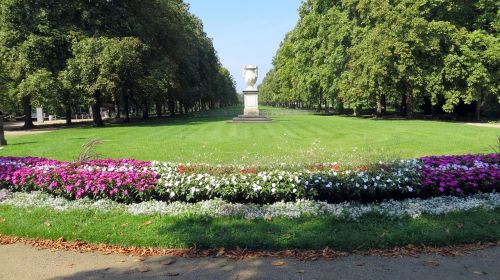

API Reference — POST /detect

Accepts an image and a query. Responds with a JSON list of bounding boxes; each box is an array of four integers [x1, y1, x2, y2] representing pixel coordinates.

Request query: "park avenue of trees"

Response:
[[0, 0, 238, 127], [260, 0, 499, 120]]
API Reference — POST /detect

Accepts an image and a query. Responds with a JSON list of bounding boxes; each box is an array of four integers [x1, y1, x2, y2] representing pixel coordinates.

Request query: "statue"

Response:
[[231, 65, 271, 123], [243, 65, 258, 90]]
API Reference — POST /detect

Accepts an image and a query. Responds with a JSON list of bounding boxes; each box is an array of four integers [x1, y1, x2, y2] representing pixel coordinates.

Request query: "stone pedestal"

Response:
[[232, 90, 272, 123], [36, 107, 44, 123], [243, 90, 259, 116]]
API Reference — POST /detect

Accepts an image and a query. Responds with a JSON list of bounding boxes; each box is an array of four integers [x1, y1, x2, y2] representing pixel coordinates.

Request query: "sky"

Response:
[[186, 0, 302, 92]]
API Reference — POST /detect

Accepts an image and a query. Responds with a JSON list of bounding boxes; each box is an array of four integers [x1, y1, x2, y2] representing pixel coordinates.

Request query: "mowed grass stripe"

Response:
[[2, 106, 498, 164]]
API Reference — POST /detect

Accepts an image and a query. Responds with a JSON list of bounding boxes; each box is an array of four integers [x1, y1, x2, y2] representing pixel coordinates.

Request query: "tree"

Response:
[[261, 0, 500, 119], [65, 37, 108, 126], [0, 0, 238, 126]]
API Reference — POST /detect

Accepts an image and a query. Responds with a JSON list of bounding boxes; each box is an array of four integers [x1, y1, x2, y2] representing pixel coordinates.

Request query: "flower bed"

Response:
[[1, 190, 499, 221], [0, 157, 157, 203], [0, 154, 498, 204]]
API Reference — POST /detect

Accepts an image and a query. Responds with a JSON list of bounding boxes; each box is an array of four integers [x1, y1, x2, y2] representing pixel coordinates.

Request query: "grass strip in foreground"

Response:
[[1, 206, 499, 251]]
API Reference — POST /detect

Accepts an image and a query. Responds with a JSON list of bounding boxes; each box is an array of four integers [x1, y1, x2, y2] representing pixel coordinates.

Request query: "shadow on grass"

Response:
[[154, 211, 500, 251], [5, 141, 39, 146]]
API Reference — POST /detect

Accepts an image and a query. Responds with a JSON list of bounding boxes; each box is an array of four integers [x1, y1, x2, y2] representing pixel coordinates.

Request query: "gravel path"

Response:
[[464, 123, 500, 129], [1, 243, 499, 280]]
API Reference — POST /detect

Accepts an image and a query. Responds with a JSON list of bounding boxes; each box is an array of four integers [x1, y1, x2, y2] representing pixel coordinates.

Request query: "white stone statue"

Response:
[[243, 65, 258, 90]]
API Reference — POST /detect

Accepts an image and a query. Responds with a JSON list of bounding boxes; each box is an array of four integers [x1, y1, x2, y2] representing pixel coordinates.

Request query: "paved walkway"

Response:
[[1, 244, 499, 280]]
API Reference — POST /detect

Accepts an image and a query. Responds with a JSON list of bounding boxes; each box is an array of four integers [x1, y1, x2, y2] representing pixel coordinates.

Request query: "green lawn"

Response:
[[1, 106, 498, 165], [1, 205, 499, 250]]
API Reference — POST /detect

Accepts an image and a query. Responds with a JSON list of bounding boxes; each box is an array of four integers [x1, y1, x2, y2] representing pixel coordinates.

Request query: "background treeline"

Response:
[[260, 0, 499, 119], [0, 0, 238, 127]]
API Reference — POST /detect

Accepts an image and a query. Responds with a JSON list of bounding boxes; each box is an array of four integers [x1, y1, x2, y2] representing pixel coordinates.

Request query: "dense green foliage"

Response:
[[2, 107, 498, 164], [261, 0, 500, 119], [0, 0, 238, 127], [1, 205, 499, 250]]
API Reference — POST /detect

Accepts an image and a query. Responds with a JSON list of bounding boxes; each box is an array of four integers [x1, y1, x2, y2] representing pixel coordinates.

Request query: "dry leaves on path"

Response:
[[271, 261, 287, 266], [0, 235, 498, 261]]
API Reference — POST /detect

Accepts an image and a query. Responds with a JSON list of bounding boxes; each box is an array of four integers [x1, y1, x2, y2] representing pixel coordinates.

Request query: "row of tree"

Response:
[[0, 0, 238, 127], [260, 0, 499, 119]]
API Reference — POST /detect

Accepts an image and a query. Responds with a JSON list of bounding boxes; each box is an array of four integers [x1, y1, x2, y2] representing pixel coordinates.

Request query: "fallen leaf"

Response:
[[161, 258, 177, 266], [296, 270, 305, 274], [423, 260, 440, 267], [143, 220, 153, 226], [265, 215, 273, 222], [488, 220, 497, 225], [165, 272, 180, 276], [56, 237, 65, 243], [121, 223, 129, 227], [134, 257, 146, 262], [271, 261, 287, 267], [216, 247, 225, 257], [137, 266, 151, 273], [472, 271, 487, 275], [356, 263, 365, 266], [44, 221, 52, 227], [0, 218, 6, 223], [456, 223, 464, 229]]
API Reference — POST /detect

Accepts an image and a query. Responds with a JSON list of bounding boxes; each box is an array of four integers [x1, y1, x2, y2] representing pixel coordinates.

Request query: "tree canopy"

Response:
[[261, 0, 499, 119], [0, 0, 238, 127]]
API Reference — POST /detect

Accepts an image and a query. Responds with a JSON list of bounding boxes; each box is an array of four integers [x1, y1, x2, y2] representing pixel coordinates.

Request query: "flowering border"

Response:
[[0, 154, 498, 204], [1, 190, 499, 221]]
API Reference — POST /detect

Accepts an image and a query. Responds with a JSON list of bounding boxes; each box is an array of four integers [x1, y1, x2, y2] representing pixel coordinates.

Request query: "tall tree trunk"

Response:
[[179, 102, 184, 115], [65, 107, 72, 125], [406, 92, 414, 119], [123, 93, 130, 123], [475, 90, 483, 121], [156, 102, 162, 118], [317, 93, 323, 112], [336, 99, 344, 114], [22, 95, 34, 129], [376, 95, 383, 117], [92, 91, 104, 127], [0, 114, 6, 146], [400, 93, 407, 116], [115, 98, 120, 119], [381, 94, 387, 115], [431, 105, 438, 118], [143, 101, 149, 120], [168, 98, 175, 117]]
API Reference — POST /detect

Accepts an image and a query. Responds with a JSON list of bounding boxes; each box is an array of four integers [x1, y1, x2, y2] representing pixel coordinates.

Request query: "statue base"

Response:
[[230, 89, 272, 123], [231, 114, 272, 123]]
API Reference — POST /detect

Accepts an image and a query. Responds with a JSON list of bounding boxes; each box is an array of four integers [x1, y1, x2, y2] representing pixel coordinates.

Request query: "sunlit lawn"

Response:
[[2, 106, 498, 165]]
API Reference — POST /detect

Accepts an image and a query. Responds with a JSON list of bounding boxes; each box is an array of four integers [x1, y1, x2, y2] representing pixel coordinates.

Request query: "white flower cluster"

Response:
[[150, 160, 423, 203], [2, 190, 498, 221]]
